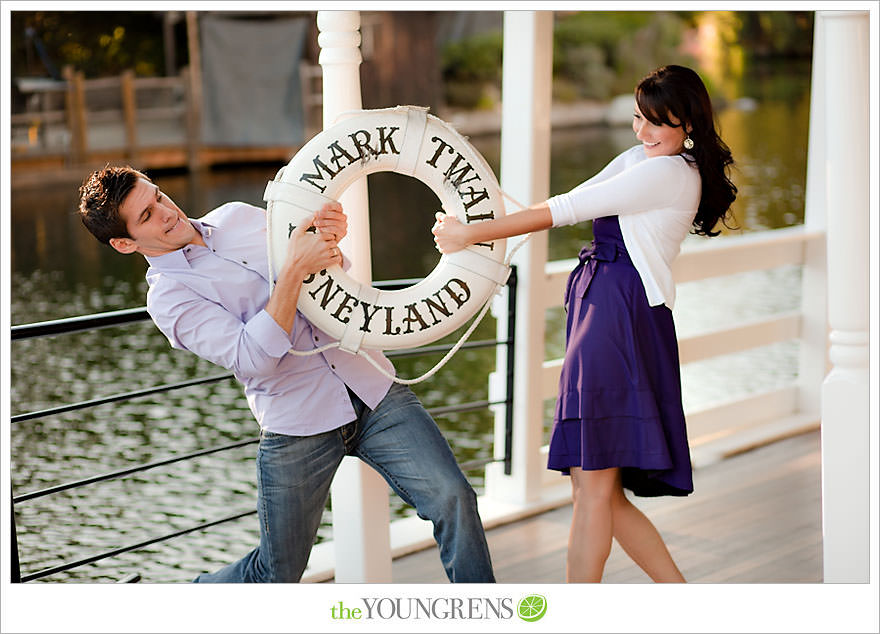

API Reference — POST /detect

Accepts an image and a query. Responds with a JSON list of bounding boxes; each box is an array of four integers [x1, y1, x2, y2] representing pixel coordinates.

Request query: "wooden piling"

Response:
[[185, 11, 203, 172], [121, 69, 139, 163], [63, 66, 88, 166]]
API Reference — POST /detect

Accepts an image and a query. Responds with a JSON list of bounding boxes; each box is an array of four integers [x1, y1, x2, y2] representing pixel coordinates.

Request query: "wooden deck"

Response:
[[388, 430, 822, 583]]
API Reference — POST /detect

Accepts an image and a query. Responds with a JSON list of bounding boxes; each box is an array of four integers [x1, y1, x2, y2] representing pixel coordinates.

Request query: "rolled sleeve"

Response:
[[147, 277, 290, 378], [245, 309, 297, 358]]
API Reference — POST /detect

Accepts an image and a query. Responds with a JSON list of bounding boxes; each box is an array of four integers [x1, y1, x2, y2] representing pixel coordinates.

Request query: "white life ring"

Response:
[[263, 106, 509, 353]]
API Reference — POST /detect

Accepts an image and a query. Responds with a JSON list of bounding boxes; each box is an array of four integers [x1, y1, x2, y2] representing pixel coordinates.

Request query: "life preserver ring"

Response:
[[263, 106, 509, 353]]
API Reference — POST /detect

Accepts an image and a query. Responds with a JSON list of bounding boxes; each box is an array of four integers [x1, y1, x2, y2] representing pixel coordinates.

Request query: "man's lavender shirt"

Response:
[[144, 201, 394, 436]]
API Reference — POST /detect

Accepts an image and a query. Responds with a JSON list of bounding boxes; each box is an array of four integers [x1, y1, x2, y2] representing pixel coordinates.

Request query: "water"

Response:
[[9, 60, 810, 582]]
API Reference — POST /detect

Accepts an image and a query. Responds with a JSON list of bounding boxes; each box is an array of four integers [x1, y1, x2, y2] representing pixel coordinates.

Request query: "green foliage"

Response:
[[439, 11, 698, 106], [440, 31, 503, 109], [554, 11, 696, 100], [11, 11, 169, 78], [439, 10, 814, 108], [553, 43, 616, 101], [553, 11, 656, 70], [440, 32, 502, 109], [440, 31, 503, 83], [739, 12, 814, 58]]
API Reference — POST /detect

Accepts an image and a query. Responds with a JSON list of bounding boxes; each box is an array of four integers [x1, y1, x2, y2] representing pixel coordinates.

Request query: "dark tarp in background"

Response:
[[200, 15, 308, 147]]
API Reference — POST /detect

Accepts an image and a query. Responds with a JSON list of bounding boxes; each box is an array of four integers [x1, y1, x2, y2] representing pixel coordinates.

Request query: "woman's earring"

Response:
[[683, 136, 694, 150]]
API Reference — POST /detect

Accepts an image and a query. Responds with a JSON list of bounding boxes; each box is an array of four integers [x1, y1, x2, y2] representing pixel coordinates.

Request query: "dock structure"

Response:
[[10, 62, 323, 187]]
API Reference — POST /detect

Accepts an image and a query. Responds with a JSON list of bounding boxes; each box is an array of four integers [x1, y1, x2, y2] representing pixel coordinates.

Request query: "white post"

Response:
[[318, 10, 373, 278], [797, 12, 828, 420], [318, 10, 392, 583], [818, 10, 870, 583], [485, 10, 554, 505]]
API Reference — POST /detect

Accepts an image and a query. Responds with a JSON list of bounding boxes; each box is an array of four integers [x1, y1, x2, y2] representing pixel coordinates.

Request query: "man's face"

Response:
[[110, 178, 201, 257]]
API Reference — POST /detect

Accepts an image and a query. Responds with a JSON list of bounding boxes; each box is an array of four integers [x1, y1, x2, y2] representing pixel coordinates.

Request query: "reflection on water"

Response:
[[10, 61, 810, 582]]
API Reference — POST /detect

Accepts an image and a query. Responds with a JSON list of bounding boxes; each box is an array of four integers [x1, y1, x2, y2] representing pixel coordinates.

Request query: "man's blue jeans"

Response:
[[194, 383, 495, 582]]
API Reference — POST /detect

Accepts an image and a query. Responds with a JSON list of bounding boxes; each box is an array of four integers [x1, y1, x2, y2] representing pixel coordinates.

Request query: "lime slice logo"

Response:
[[517, 594, 547, 622]]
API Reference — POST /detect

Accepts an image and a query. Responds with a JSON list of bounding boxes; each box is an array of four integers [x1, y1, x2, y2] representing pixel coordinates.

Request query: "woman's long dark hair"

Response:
[[635, 65, 737, 236]]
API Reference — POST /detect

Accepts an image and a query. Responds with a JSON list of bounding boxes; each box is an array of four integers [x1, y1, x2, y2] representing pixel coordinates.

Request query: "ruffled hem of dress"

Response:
[[547, 415, 673, 471], [547, 415, 694, 497]]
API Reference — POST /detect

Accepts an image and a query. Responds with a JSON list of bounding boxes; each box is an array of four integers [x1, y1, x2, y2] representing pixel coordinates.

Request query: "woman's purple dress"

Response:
[[547, 215, 694, 496]]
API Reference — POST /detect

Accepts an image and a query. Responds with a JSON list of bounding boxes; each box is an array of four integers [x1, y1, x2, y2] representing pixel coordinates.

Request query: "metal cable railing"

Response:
[[10, 373, 235, 424], [19, 510, 258, 583], [13, 397, 507, 506], [20, 450, 505, 583], [10, 270, 518, 582]]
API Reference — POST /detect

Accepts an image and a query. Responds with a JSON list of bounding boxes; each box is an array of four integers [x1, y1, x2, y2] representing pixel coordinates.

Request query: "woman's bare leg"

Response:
[[609, 482, 685, 582], [567, 467, 619, 582]]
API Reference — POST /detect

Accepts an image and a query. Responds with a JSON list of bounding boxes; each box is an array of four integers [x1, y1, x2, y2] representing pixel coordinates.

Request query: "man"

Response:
[[77, 165, 495, 583]]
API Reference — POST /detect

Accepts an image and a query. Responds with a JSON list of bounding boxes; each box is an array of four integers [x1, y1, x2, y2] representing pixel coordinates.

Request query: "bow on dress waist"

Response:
[[563, 241, 622, 309]]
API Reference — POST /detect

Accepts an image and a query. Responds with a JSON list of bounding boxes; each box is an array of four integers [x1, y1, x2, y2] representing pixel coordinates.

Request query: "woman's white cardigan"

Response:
[[547, 145, 702, 309]]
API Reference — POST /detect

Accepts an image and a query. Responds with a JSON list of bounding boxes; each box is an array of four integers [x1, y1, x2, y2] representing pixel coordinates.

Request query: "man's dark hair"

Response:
[[78, 165, 151, 244]]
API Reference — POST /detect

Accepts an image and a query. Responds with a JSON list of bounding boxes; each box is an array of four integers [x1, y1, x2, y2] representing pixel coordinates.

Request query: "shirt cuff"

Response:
[[245, 309, 295, 358], [547, 194, 572, 228]]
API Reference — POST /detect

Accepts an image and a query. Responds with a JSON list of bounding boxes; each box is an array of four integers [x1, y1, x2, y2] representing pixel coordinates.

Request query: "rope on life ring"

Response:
[[264, 106, 530, 384]]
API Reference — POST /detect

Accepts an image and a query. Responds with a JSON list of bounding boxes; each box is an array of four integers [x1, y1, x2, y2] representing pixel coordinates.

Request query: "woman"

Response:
[[433, 65, 737, 582]]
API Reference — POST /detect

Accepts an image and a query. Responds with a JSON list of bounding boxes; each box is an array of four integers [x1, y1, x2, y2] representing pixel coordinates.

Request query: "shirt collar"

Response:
[[145, 217, 216, 270], [191, 217, 215, 242]]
